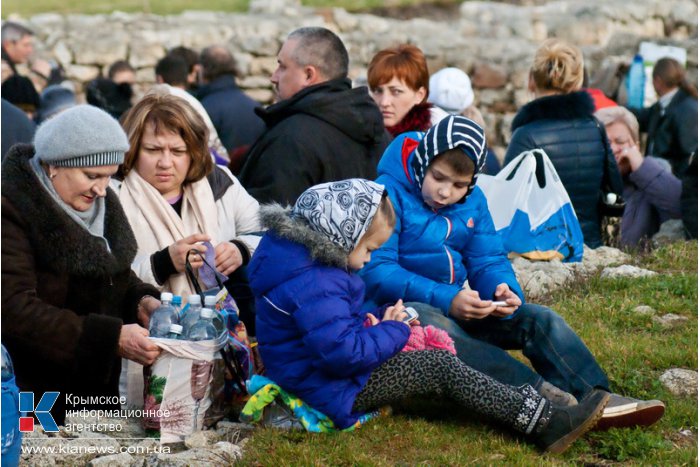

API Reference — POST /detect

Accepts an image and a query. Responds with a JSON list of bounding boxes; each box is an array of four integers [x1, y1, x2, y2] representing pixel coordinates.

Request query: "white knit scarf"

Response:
[[118, 170, 221, 297]]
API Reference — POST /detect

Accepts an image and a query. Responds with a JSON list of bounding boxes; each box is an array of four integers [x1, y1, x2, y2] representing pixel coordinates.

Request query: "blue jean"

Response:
[[409, 302, 610, 400]]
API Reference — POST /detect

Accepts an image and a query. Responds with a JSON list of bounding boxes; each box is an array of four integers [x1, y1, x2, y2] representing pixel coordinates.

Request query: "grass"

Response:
[[239, 241, 697, 466], [2, 0, 457, 18]]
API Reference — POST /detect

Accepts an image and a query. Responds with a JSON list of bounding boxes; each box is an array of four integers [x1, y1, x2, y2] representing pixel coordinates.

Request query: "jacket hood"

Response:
[[256, 78, 386, 146], [511, 91, 595, 132], [262, 204, 350, 268], [249, 204, 350, 297], [1, 144, 137, 275], [377, 131, 425, 193]]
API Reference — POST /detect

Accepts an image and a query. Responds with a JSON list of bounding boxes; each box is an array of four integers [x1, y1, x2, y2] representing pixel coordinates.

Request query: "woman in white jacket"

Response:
[[112, 93, 261, 329]]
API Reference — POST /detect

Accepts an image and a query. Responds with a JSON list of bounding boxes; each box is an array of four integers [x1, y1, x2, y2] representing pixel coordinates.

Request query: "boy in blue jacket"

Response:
[[360, 116, 664, 429], [248, 178, 609, 453]]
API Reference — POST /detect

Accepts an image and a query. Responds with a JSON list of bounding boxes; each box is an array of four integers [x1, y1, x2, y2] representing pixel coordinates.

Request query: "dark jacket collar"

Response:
[[197, 75, 239, 99], [511, 91, 595, 132], [1, 144, 138, 275], [255, 78, 385, 146]]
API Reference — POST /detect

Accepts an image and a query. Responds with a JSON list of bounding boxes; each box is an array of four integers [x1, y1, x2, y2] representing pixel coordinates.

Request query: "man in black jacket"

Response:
[[238, 27, 390, 205]]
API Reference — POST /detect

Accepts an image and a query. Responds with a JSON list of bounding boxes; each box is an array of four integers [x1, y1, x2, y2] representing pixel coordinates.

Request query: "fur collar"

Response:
[[386, 103, 433, 137], [1, 144, 138, 275], [260, 204, 349, 269], [511, 91, 595, 132]]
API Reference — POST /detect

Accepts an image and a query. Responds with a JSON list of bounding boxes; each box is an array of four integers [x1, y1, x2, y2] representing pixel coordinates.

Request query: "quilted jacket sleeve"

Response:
[[292, 269, 410, 378]]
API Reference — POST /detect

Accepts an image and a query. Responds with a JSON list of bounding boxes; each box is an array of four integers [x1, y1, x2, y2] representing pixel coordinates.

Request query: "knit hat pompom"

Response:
[[33, 104, 129, 167], [428, 67, 474, 114]]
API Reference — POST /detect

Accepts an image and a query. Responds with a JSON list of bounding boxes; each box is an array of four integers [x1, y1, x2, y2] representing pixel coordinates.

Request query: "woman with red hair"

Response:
[[367, 44, 447, 138]]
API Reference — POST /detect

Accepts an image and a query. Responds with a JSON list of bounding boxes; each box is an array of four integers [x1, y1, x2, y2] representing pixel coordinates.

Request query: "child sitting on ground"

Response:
[[358, 115, 665, 429], [247, 178, 609, 453]]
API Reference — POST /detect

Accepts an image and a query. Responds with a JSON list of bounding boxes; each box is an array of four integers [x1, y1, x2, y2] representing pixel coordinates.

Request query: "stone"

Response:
[[245, 88, 274, 104], [652, 219, 687, 246], [633, 305, 656, 315], [249, 57, 278, 76], [652, 313, 689, 328], [582, 246, 631, 269], [184, 430, 222, 449], [659, 368, 698, 396], [148, 446, 240, 466], [88, 452, 134, 467], [71, 33, 129, 66], [238, 76, 271, 89], [65, 64, 100, 82], [128, 41, 166, 68], [600, 265, 658, 279], [215, 421, 254, 445], [212, 441, 243, 461], [249, 0, 302, 16], [471, 62, 508, 89]]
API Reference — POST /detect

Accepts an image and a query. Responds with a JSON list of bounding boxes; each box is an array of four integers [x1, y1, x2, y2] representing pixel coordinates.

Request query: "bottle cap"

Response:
[[200, 308, 214, 319], [188, 294, 202, 305], [160, 292, 173, 302], [172, 295, 182, 304], [605, 193, 617, 205], [169, 324, 183, 334], [204, 295, 217, 306]]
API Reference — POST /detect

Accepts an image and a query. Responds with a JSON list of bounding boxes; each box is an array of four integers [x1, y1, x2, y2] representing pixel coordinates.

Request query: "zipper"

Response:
[[443, 246, 455, 284]]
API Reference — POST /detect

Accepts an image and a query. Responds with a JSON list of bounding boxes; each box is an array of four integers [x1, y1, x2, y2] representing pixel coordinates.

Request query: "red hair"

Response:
[[367, 44, 429, 102]]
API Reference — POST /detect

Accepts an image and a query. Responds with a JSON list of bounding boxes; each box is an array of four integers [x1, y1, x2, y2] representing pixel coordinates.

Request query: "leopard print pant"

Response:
[[353, 350, 548, 434]]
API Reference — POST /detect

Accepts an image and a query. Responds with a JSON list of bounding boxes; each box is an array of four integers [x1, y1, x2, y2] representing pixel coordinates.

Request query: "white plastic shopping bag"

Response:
[[477, 149, 584, 262], [143, 334, 227, 443]]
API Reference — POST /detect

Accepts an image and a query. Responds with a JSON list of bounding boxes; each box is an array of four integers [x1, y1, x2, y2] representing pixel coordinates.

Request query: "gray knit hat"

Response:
[[34, 104, 129, 167]]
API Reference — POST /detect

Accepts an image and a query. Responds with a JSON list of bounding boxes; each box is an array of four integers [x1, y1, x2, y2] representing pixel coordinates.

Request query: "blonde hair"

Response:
[[594, 106, 640, 144], [530, 38, 584, 94]]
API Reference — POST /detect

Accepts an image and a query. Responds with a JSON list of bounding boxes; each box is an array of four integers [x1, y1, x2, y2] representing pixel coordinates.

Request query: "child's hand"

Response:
[[449, 290, 496, 320], [365, 313, 380, 326], [382, 299, 410, 326], [491, 283, 522, 318]]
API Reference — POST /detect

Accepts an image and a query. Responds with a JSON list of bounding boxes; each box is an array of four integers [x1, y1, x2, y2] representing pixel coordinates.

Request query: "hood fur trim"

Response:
[[260, 204, 349, 269], [511, 91, 595, 132], [1, 144, 138, 275]]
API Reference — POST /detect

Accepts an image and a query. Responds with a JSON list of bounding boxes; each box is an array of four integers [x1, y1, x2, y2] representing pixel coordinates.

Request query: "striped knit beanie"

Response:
[[411, 115, 487, 197], [33, 104, 128, 167]]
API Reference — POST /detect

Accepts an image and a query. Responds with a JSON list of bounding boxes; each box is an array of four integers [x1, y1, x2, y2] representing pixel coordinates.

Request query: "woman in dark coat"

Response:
[[1, 105, 161, 425], [504, 38, 623, 248]]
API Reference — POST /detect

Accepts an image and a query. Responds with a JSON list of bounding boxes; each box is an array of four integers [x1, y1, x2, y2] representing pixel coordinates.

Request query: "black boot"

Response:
[[532, 389, 610, 454]]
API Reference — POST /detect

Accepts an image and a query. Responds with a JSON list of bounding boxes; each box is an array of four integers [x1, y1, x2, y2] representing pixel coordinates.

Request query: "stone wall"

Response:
[[12, 0, 698, 153]]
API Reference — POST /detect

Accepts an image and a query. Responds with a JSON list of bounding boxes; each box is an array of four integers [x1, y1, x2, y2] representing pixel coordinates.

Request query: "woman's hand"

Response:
[[137, 296, 161, 329], [449, 289, 496, 321], [382, 299, 409, 327], [118, 324, 161, 366], [491, 283, 522, 318], [616, 145, 644, 173], [168, 233, 211, 272], [214, 242, 243, 276]]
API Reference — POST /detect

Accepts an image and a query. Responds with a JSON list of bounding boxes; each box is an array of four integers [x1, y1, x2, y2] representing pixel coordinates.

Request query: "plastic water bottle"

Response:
[[166, 324, 184, 340], [626, 54, 645, 109], [148, 292, 179, 338], [172, 295, 183, 317], [204, 295, 226, 334], [186, 308, 218, 341], [181, 294, 202, 336]]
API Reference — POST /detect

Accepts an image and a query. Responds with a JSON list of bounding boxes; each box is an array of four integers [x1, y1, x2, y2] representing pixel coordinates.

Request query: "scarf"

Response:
[[117, 170, 221, 298], [386, 103, 433, 138], [291, 179, 385, 253], [29, 155, 109, 250]]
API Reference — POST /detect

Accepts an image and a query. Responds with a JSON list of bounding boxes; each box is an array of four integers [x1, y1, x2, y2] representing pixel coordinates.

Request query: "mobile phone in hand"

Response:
[[403, 307, 419, 323], [491, 301, 508, 307]]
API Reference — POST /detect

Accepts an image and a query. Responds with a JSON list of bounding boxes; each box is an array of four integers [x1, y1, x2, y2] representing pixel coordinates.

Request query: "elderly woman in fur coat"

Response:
[[504, 39, 624, 248], [1, 105, 162, 425]]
